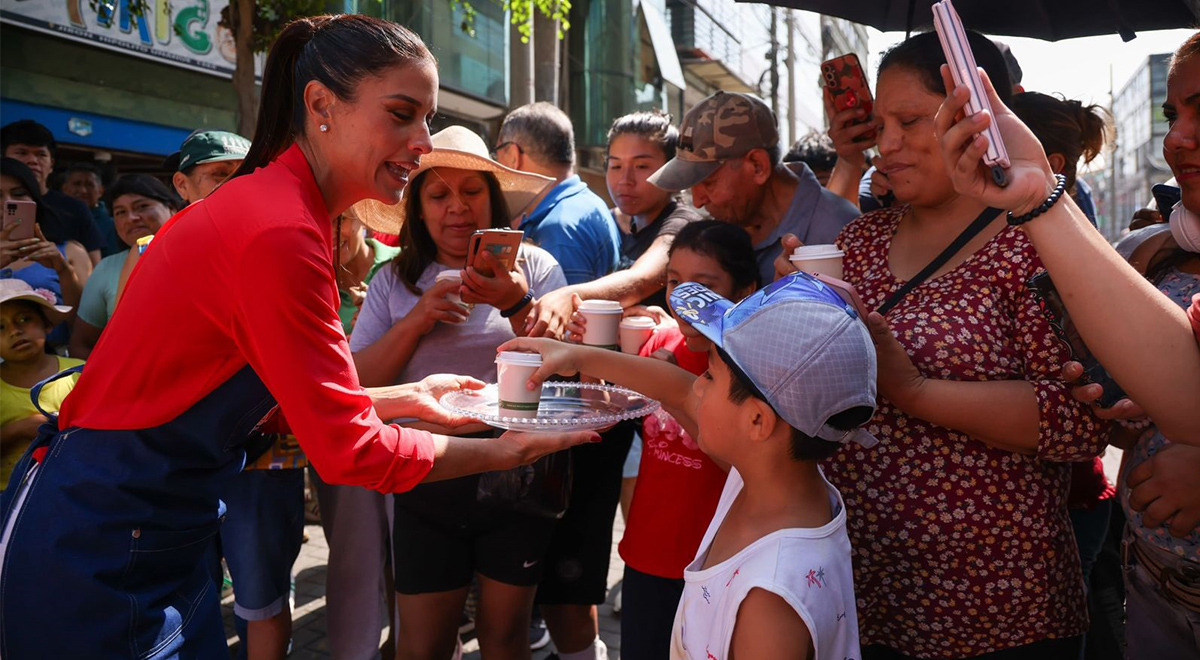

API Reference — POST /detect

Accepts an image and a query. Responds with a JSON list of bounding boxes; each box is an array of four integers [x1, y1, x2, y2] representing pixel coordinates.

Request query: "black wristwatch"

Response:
[[500, 291, 534, 318], [1007, 174, 1067, 226]]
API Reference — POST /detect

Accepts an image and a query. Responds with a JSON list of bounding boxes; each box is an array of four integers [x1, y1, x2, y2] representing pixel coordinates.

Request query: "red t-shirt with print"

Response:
[[618, 327, 728, 579]]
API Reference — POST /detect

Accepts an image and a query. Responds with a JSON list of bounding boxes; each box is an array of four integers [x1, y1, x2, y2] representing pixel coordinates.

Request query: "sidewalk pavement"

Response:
[[222, 516, 626, 659]]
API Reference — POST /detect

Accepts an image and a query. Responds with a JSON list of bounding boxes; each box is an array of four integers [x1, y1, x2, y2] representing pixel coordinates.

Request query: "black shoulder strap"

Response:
[[877, 207, 1003, 315]]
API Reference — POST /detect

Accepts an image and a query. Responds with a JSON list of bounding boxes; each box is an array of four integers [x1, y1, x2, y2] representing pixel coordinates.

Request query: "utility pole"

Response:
[[534, 12, 560, 105], [1108, 62, 1117, 240], [510, 15, 535, 107], [785, 10, 796, 146], [768, 8, 780, 115]]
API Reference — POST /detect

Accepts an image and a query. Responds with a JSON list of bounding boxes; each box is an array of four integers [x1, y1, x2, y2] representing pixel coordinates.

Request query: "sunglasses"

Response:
[[490, 141, 523, 160]]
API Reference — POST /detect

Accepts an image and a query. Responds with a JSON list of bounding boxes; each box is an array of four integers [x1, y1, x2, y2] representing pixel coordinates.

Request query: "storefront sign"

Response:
[[1, 0, 239, 76]]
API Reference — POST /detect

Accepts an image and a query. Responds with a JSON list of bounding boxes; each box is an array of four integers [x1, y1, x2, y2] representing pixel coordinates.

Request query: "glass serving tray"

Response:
[[439, 382, 661, 432]]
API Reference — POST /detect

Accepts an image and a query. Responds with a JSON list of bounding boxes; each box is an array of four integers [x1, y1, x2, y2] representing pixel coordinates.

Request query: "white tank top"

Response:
[[669, 468, 861, 660]]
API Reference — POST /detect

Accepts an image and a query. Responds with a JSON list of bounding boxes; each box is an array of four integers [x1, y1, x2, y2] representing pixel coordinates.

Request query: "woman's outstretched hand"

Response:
[[369, 373, 486, 427], [933, 64, 1056, 216]]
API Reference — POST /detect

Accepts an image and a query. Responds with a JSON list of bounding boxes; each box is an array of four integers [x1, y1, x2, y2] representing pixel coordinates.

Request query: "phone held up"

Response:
[[820, 53, 876, 145], [1027, 271, 1127, 408], [932, 0, 1011, 188], [466, 228, 523, 277], [2, 199, 37, 242]]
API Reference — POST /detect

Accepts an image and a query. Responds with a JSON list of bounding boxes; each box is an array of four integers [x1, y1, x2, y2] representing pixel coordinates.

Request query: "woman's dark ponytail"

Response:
[[1010, 91, 1111, 192], [231, 14, 434, 180], [232, 18, 322, 178]]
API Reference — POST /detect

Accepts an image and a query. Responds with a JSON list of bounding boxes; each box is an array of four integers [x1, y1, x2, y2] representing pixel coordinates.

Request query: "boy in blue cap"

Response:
[[500, 272, 877, 659]]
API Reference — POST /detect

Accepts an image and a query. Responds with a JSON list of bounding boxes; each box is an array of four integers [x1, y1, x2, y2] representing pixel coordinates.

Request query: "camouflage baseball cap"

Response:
[[648, 91, 780, 192]]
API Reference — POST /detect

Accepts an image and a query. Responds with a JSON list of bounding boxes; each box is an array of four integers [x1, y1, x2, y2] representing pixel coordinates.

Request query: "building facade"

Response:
[[1107, 52, 1172, 236], [1, 0, 870, 196]]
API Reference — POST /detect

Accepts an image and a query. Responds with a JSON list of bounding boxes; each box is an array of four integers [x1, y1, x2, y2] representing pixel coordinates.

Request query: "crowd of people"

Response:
[[1, 12, 1198, 660]]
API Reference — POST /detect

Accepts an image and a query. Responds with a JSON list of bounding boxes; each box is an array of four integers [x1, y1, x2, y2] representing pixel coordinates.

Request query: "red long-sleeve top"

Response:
[[58, 145, 435, 493]]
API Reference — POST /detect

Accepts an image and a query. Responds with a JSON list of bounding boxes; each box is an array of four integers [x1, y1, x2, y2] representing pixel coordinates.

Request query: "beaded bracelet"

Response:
[[1007, 174, 1067, 226], [500, 290, 534, 318]]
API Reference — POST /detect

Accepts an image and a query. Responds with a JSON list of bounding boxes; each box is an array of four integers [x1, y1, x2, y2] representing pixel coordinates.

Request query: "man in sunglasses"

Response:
[[493, 102, 620, 286]]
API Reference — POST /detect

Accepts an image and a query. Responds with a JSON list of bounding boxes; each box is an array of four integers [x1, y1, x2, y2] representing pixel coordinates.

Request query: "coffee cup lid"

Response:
[[578, 300, 623, 313], [496, 350, 543, 366], [435, 270, 463, 282], [620, 316, 656, 328], [790, 244, 844, 260]]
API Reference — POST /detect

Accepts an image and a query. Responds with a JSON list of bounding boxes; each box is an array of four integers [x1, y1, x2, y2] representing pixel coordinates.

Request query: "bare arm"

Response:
[[497, 336, 700, 435], [526, 232, 673, 338], [904, 379, 1040, 454], [934, 66, 1200, 444], [730, 588, 813, 660]]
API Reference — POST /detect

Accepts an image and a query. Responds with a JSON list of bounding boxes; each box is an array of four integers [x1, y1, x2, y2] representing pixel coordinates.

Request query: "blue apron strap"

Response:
[[30, 364, 84, 420]]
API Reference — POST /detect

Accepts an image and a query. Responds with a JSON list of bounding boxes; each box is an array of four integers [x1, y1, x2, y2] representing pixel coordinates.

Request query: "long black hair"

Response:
[[231, 14, 435, 179], [669, 220, 760, 293], [391, 169, 511, 295], [1, 157, 61, 241]]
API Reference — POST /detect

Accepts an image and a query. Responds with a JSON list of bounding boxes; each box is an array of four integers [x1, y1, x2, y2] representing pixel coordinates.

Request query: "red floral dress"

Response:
[[826, 206, 1108, 658]]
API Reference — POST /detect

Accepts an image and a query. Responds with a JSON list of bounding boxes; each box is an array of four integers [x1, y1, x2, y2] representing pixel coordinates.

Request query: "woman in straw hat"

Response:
[[351, 125, 567, 660], [0, 15, 596, 659]]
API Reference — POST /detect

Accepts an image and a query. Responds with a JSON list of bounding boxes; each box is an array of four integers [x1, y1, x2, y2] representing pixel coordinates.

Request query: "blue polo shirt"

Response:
[[519, 175, 620, 285]]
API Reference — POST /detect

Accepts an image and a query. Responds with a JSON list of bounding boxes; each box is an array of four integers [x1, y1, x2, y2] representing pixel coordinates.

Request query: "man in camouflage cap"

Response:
[[649, 91, 858, 285]]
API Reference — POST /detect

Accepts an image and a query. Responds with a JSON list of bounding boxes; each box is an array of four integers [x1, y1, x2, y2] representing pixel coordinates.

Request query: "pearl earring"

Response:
[[319, 124, 329, 133]]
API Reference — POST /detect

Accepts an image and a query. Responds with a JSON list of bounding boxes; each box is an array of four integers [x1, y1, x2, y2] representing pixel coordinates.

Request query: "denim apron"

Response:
[[0, 364, 277, 659]]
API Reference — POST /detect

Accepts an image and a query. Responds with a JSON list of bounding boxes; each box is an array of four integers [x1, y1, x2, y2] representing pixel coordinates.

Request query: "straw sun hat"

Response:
[[0, 278, 72, 325], [353, 126, 554, 235]]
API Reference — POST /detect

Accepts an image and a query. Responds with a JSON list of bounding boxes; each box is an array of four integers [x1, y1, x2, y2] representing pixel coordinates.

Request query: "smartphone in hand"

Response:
[[466, 228, 523, 277], [2, 200, 37, 241], [821, 53, 875, 144], [932, 0, 1011, 187]]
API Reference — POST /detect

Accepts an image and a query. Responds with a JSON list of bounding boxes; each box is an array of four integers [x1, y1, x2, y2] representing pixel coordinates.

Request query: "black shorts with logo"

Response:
[[392, 474, 557, 594]]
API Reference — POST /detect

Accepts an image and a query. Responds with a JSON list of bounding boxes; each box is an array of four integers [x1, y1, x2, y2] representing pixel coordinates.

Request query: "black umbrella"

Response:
[[736, 0, 1198, 41]]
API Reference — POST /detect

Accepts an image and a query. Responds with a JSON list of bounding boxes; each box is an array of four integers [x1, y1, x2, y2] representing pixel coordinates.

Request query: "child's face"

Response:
[[691, 347, 744, 462], [0, 302, 48, 362], [666, 248, 736, 352]]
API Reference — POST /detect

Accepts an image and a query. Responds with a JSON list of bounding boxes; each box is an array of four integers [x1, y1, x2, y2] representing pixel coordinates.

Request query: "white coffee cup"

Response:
[[496, 351, 543, 415], [578, 300, 623, 349], [435, 270, 473, 317], [619, 316, 656, 354], [789, 244, 845, 280]]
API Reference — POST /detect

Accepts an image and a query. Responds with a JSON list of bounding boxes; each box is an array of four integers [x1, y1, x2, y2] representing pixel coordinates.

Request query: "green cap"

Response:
[[176, 131, 251, 171]]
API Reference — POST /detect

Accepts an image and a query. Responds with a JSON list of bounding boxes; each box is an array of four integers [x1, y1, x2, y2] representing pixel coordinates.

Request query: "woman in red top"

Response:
[[0, 15, 592, 659], [823, 32, 1107, 659]]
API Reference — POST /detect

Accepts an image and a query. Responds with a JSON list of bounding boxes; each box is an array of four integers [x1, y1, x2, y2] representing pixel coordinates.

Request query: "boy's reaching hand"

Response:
[[496, 337, 587, 390]]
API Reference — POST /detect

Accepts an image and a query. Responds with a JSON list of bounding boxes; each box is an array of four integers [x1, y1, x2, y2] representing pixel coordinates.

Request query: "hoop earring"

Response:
[[320, 124, 329, 133]]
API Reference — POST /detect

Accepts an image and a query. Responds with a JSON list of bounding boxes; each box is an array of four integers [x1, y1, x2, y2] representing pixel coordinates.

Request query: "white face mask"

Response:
[[1170, 201, 1200, 253]]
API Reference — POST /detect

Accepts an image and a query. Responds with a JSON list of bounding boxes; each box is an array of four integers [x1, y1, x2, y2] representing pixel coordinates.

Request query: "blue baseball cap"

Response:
[[670, 272, 878, 447]]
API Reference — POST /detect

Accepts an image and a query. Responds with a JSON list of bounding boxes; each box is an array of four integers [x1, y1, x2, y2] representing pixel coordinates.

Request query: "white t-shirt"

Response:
[[670, 467, 861, 660]]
